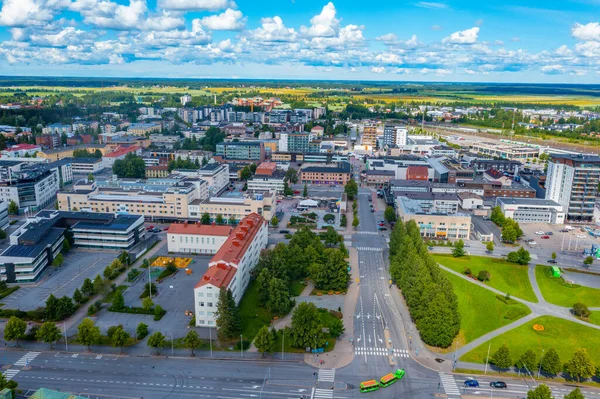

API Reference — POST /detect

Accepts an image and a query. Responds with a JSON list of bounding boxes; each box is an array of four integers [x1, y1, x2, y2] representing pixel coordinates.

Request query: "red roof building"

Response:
[[167, 222, 232, 254], [194, 262, 236, 289], [103, 145, 140, 158], [255, 162, 277, 176], [406, 165, 429, 181]]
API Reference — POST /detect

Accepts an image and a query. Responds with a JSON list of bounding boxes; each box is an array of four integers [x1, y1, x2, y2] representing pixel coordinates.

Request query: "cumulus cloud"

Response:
[[442, 27, 479, 44], [371, 66, 386, 73], [0, 0, 53, 27], [81, 0, 147, 30], [158, 0, 232, 11], [572, 22, 600, 42], [376, 33, 398, 44], [247, 16, 297, 42], [301, 2, 339, 37], [201, 8, 245, 31], [541, 64, 564, 74]]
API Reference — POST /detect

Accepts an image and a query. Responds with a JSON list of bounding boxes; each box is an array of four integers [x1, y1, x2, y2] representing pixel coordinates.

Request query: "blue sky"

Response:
[[0, 0, 599, 82]]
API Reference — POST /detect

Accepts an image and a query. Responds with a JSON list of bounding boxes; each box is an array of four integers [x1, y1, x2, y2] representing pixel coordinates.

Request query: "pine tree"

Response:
[[517, 349, 537, 372], [564, 388, 585, 399], [215, 288, 240, 340]]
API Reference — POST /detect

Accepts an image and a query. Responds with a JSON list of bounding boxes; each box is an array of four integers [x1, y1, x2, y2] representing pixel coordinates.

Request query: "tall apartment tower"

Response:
[[545, 154, 600, 222]]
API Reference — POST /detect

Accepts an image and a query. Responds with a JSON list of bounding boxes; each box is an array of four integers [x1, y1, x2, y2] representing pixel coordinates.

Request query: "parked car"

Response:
[[546, 232, 553, 235], [146, 225, 154, 231], [279, 229, 290, 234], [541, 235, 550, 239], [535, 231, 545, 235], [490, 381, 507, 389], [378, 222, 385, 227], [547, 259, 557, 263], [368, 197, 372, 202], [577, 235, 587, 239], [370, 208, 374, 212], [378, 226, 387, 231], [464, 380, 479, 388]]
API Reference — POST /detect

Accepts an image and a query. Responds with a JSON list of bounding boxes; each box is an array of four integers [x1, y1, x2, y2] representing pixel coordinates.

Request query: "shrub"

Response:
[[572, 302, 591, 318], [136, 323, 148, 340], [477, 270, 491, 282], [463, 268, 472, 275]]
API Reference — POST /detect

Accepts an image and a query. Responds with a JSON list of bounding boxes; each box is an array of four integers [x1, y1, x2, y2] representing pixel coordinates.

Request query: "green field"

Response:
[[444, 271, 531, 346], [460, 316, 600, 365], [535, 266, 600, 307], [238, 280, 272, 342], [588, 312, 600, 326], [435, 255, 537, 303]]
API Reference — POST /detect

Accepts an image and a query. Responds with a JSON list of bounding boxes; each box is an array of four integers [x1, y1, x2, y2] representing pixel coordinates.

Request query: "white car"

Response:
[[577, 235, 587, 239], [535, 231, 545, 235]]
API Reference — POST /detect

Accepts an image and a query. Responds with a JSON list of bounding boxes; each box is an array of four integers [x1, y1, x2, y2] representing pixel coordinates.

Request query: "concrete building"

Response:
[[395, 192, 460, 214], [194, 213, 268, 326], [300, 162, 351, 185], [395, 195, 471, 240], [457, 192, 484, 210], [42, 123, 72, 135], [470, 142, 539, 161], [48, 159, 73, 187], [247, 173, 286, 193], [127, 123, 161, 135], [545, 154, 600, 222], [70, 157, 104, 175], [215, 142, 265, 163], [189, 190, 275, 223], [0, 163, 60, 212], [146, 165, 169, 178], [1, 144, 41, 158], [361, 122, 383, 148], [383, 126, 407, 147], [37, 144, 107, 161], [0, 201, 8, 231], [496, 198, 565, 224], [167, 222, 231, 254], [472, 159, 522, 174], [364, 170, 395, 187], [196, 163, 230, 194]]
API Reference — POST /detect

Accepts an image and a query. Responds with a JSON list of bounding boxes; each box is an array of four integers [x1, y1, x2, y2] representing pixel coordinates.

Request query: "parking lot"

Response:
[[2, 249, 119, 311], [519, 222, 598, 253]]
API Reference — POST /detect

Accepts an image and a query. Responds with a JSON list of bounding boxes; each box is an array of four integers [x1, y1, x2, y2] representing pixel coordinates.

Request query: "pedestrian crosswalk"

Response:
[[354, 347, 409, 357], [356, 247, 382, 252], [356, 231, 378, 235], [15, 351, 40, 366], [313, 388, 334, 399], [317, 368, 335, 383], [2, 369, 19, 381], [439, 372, 461, 398]]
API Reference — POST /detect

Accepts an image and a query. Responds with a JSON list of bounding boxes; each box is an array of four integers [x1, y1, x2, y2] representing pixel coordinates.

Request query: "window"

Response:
[[197, 292, 204, 298], [199, 302, 205, 307]]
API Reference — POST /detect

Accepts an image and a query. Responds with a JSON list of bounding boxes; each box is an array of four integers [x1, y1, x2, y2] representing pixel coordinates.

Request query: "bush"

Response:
[[463, 268, 472, 275], [323, 214, 335, 223], [153, 305, 166, 321], [477, 270, 490, 282], [140, 283, 157, 299], [235, 339, 251, 350], [340, 214, 347, 227], [158, 264, 177, 280], [572, 302, 591, 318], [136, 323, 149, 340]]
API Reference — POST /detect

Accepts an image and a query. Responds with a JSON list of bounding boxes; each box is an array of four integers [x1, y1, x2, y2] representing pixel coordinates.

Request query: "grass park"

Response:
[[443, 271, 531, 347], [434, 255, 538, 303], [589, 312, 600, 326], [535, 266, 600, 307], [460, 316, 600, 365]]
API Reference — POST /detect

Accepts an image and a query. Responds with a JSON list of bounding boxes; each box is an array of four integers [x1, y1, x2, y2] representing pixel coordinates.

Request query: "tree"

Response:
[[249, 163, 257, 174], [147, 331, 166, 355], [112, 153, 146, 178], [517, 349, 538, 372], [78, 318, 101, 351], [572, 302, 591, 318], [564, 388, 585, 399], [93, 274, 104, 294], [112, 290, 125, 310], [111, 327, 130, 353], [183, 330, 202, 357], [329, 318, 345, 338], [267, 277, 293, 315], [551, 252, 557, 260], [491, 344, 512, 369], [4, 316, 26, 347], [309, 248, 349, 291], [384, 206, 397, 223], [540, 348, 561, 377], [477, 270, 490, 282], [201, 213, 211, 224], [526, 384, 554, 399], [284, 168, 298, 184], [215, 288, 241, 341], [215, 214, 225, 225], [82, 278, 94, 297], [254, 326, 275, 357], [142, 296, 154, 312], [486, 241, 494, 253], [584, 256, 594, 265], [340, 214, 347, 227], [87, 173, 94, 182], [228, 215, 236, 225], [501, 223, 518, 243], [320, 226, 341, 247], [490, 206, 505, 226], [62, 239, 71, 253], [303, 183, 308, 198], [452, 240, 465, 257], [290, 302, 323, 348], [73, 288, 84, 304], [8, 200, 18, 215], [136, 323, 149, 340], [344, 180, 358, 200], [0, 229, 6, 240], [564, 348, 595, 382], [507, 247, 531, 265], [52, 253, 64, 267], [36, 322, 62, 349], [270, 216, 279, 227], [118, 251, 131, 266], [352, 216, 359, 229], [240, 166, 252, 180]]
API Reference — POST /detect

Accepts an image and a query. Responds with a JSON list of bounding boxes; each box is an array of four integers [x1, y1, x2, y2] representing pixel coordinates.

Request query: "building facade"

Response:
[[496, 198, 565, 224], [215, 142, 265, 163], [300, 162, 351, 185], [167, 222, 231, 254]]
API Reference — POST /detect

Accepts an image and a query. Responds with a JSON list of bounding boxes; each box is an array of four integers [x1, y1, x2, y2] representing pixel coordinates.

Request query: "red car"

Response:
[[146, 225, 154, 230], [378, 222, 385, 227], [293, 190, 300, 194], [541, 235, 550, 239]]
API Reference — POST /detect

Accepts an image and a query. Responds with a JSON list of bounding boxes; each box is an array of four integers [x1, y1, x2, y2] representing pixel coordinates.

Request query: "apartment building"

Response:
[[300, 162, 351, 185], [189, 190, 275, 223], [0, 164, 60, 212], [361, 122, 383, 148], [42, 123, 72, 135], [247, 173, 286, 193], [70, 158, 104, 175], [0, 201, 8, 231], [102, 146, 142, 169], [196, 163, 230, 194], [215, 142, 265, 163], [364, 170, 395, 187], [146, 165, 169, 178], [383, 125, 408, 147], [37, 144, 108, 161], [167, 222, 232, 254], [1, 144, 41, 158], [194, 213, 268, 327], [545, 154, 600, 222], [127, 123, 161, 135]]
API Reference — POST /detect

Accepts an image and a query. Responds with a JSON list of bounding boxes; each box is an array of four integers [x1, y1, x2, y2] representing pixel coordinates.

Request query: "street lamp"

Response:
[[240, 335, 243, 358], [170, 333, 173, 357], [538, 349, 545, 378]]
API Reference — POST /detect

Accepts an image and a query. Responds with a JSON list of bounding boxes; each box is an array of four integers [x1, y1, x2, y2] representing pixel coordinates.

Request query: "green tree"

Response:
[[93, 274, 104, 294], [352, 216, 359, 229], [452, 239, 465, 257], [267, 277, 293, 315], [82, 278, 94, 296], [254, 325, 275, 357], [344, 180, 358, 200], [329, 318, 345, 338], [490, 206, 505, 226], [215, 214, 225, 225], [303, 183, 308, 198], [309, 248, 349, 291], [290, 302, 322, 348], [270, 216, 279, 227], [112, 153, 146, 178], [477, 270, 490, 282], [118, 251, 131, 266], [215, 288, 241, 341], [551, 252, 557, 260], [7, 200, 18, 215], [517, 349, 538, 372], [112, 290, 125, 310], [228, 215, 236, 225], [384, 206, 397, 223], [201, 213, 211, 224], [183, 329, 202, 357], [136, 323, 149, 340], [73, 288, 84, 304], [4, 316, 26, 347], [584, 256, 594, 265], [147, 331, 166, 355], [526, 384, 554, 399], [572, 302, 591, 318], [256, 268, 272, 306], [486, 241, 494, 253], [491, 344, 512, 370], [111, 327, 130, 353], [564, 348, 595, 382], [320, 226, 341, 247], [87, 173, 94, 181], [540, 348, 562, 377], [0, 229, 6, 240], [62, 239, 71, 253], [507, 247, 531, 265], [564, 388, 585, 399], [52, 253, 64, 267], [240, 166, 252, 180], [284, 168, 298, 184], [501, 223, 518, 243], [142, 296, 154, 312], [78, 318, 101, 351], [36, 322, 62, 349]]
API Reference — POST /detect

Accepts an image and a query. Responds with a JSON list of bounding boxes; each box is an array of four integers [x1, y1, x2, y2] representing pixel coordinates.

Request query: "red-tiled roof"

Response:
[[168, 223, 232, 236], [209, 213, 265, 267], [103, 146, 139, 158], [8, 144, 40, 151], [194, 263, 237, 289]]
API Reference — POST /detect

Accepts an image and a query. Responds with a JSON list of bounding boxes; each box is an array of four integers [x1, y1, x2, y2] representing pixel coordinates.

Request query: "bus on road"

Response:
[[380, 369, 405, 387], [359, 380, 380, 393]]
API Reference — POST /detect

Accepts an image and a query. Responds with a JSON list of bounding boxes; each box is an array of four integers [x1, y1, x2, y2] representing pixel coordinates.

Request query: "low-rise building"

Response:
[[300, 162, 351, 185], [215, 142, 265, 163], [495, 198, 565, 224], [470, 142, 539, 161], [42, 123, 73, 135], [167, 222, 231, 254], [102, 146, 142, 169], [364, 170, 395, 187], [0, 163, 60, 212], [194, 213, 268, 326], [37, 144, 108, 161], [127, 123, 161, 135], [146, 165, 169, 178], [1, 144, 41, 158], [394, 192, 460, 214], [71, 157, 104, 174], [189, 190, 275, 223], [247, 172, 286, 193], [457, 192, 484, 210]]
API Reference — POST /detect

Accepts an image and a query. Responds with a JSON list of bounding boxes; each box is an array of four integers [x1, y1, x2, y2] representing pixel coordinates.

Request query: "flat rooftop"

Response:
[[496, 198, 562, 207]]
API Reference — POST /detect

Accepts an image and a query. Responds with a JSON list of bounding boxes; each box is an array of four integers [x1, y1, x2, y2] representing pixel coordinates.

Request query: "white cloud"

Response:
[[572, 22, 600, 42], [541, 64, 564, 74], [308, 24, 364, 50], [404, 34, 419, 47], [247, 16, 297, 42], [376, 33, 398, 44], [201, 8, 245, 31], [442, 27, 479, 44], [29, 26, 98, 47], [144, 12, 185, 31], [475, 19, 484, 26], [415, 2, 447, 9], [371, 66, 386, 74], [82, 0, 147, 30], [375, 53, 402, 65], [301, 2, 339, 37], [493, 40, 504, 46], [575, 41, 600, 57], [555, 45, 572, 57], [0, 0, 53, 27], [158, 0, 232, 11]]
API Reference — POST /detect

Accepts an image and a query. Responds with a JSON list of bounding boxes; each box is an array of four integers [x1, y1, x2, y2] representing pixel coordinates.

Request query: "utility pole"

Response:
[[63, 321, 68, 351]]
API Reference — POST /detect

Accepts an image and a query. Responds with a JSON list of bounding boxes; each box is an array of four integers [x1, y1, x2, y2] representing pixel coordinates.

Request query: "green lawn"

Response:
[[445, 271, 531, 346], [535, 266, 600, 307], [461, 316, 600, 365], [588, 312, 600, 326], [238, 280, 272, 343], [434, 255, 537, 303]]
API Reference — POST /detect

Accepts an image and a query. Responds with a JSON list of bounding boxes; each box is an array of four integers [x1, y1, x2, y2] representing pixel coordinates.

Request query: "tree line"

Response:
[[389, 220, 461, 348]]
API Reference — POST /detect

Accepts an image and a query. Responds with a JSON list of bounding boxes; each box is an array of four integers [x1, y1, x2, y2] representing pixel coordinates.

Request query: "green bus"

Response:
[[360, 380, 380, 393], [380, 369, 406, 388]]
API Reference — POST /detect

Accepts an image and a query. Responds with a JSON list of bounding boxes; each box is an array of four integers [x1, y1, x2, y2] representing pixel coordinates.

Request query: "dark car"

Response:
[[464, 380, 479, 388], [370, 208, 374, 212], [279, 229, 290, 234], [368, 197, 372, 202], [378, 226, 387, 231], [490, 381, 507, 389], [547, 259, 557, 263], [546, 232, 553, 235]]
